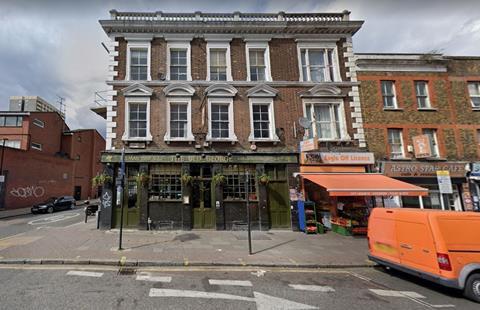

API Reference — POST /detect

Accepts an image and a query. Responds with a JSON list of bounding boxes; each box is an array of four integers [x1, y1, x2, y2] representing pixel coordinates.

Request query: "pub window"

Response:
[[381, 81, 397, 109], [149, 164, 182, 200], [223, 165, 257, 201]]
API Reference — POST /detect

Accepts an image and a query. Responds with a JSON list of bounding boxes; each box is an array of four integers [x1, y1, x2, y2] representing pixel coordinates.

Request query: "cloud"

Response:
[[0, 0, 478, 139]]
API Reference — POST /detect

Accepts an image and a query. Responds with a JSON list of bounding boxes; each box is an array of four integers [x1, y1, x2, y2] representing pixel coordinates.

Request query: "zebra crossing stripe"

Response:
[[288, 284, 335, 292], [369, 289, 425, 299], [66, 270, 103, 278], [208, 279, 253, 287]]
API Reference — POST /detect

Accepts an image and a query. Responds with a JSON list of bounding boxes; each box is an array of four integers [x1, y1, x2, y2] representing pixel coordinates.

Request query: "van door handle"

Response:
[[400, 243, 412, 250]]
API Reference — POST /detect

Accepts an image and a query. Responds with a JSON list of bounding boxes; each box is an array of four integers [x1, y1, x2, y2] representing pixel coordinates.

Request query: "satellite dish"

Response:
[[298, 117, 311, 129]]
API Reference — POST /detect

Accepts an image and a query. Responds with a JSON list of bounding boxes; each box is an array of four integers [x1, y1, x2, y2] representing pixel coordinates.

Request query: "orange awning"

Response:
[[301, 173, 428, 196]]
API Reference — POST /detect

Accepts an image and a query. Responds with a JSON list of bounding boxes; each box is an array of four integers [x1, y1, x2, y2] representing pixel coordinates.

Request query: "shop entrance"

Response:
[[191, 165, 215, 229], [266, 165, 291, 229]]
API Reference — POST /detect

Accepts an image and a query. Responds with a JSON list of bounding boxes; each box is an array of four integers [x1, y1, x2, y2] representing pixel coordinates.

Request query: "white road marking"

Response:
[[66, 270, 103, 278], [288, 284, 335, 292], [251, 269, 266, 277], [63, 222, 84, 228], [209, 279, 253, 287], [149, 289, 317, 310], [369, 289, 425, 298], [136, 272, 172, 283], [28, 213, 80, 225]]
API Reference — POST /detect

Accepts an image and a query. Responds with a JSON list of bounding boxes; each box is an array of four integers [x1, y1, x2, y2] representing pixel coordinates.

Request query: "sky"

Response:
[[0, 0, 479, 137]]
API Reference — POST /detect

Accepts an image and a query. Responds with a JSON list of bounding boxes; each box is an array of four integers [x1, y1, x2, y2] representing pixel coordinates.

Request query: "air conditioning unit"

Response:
[[407, 145, 414, 153]]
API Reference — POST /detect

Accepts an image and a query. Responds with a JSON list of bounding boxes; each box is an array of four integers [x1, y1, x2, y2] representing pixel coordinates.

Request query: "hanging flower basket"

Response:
[[135, 172, 150, 187], [181, 173, 194, 186], [92, 173, 113, 188], [258, 174, 271, 185], [212, 174, 226, 188]]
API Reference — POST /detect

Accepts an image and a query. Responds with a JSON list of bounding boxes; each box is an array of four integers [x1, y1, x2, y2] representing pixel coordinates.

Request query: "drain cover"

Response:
[[118, 267, 136, 276]]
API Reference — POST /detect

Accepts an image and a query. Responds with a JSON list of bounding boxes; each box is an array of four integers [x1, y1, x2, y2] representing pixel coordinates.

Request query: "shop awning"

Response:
[[301, 173, 428, 196]]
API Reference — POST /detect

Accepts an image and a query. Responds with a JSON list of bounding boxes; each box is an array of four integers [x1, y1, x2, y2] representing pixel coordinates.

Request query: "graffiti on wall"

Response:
[[102, 191, 111, 209], [10, 186, 45, 199]]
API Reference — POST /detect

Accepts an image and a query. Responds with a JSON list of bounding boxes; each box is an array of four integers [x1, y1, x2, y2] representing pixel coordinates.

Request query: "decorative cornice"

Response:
[[163, 83, 195, 97], [246, 84, 278, 97], [121, 83, 154, 96], [108, 80, 360, 88], [299, 85, 344, 98]]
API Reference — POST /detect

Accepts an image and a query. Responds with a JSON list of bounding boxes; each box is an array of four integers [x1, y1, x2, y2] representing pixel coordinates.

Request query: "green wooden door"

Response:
[[192, 179, 215, 229], [268, 181, 291, 229], [113, 179, 140, 228]]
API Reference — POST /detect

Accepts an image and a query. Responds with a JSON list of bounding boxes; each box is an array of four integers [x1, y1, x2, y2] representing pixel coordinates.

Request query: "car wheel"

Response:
[[464, 273, 480, 303], [70, 203, 75, 210], [47, 206, 54, 214]]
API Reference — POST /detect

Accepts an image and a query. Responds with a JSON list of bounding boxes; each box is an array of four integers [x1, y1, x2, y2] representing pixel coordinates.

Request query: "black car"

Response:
[[31, 196, 76, 214]]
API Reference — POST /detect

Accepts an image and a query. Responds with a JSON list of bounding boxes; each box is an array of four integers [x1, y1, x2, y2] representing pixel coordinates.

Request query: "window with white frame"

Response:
[[387, 129, 404, 159], [167, 42, 191, 81], [249, 98, 278, 141], [415, 81, 431, 108], [305, 102, 344, 140], [209, 49, 228, 81], [468, 82, 480, 108], [33, 118, 45, 128], [128, 102, 148, 138], [246, 42, 271, 82], [381, 81, 397, 109], [422, 128, 440, 158], [208, 98, 236, 140], [0, 139, 21, 149], [300, 48, 337, 82], [127, 42, 150, 81], [164, 98, 194, 142], [31, 142, 42, 151]]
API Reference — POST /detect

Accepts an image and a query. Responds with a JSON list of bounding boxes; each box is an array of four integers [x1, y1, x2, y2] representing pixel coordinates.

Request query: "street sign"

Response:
[[299, 138, 318, 152], [436, 170, 453, 194]]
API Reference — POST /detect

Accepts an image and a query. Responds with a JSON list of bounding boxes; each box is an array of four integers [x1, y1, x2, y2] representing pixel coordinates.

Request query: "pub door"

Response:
[[192, 165, 215, 229], [113, 167, 140, 228], [266, 165, 291, 229]]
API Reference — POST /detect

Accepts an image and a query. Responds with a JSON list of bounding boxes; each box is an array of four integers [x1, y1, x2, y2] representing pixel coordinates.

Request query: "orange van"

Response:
[[368, 208, 480, 302]]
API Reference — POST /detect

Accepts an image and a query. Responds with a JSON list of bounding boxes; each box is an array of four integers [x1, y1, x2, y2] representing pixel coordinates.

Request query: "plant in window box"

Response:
[[135, 172, 150, 187], [258, 174, 271, 186], [212, 174, 226, 188], [91, 173, 113, 188], [180, 173, 193, 186]]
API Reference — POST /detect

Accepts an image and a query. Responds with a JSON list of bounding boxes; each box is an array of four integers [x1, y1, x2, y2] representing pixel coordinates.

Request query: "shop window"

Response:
[[381, 81, 397, 109], [415, 81, 431, 109], [299, 47, 338, 82], [468, 82, 480, 108], [305, 102, 344, 140], [223, 165, 257, 200], [387, 129, 404, 159], [149, 164, 182, 200], [422, 128, 440, 158]]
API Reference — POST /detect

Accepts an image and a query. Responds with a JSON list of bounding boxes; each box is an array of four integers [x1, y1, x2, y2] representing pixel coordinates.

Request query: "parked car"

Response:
[[31, 196, 76, 214], [368, 208, 480, 302]]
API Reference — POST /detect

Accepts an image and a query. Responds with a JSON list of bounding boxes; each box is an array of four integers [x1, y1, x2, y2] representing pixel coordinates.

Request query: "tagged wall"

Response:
[[2, 148, 74, 209]]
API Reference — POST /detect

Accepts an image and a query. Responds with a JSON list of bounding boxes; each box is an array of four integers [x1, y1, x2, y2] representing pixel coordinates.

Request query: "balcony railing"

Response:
[[109, 10, 350, 23]]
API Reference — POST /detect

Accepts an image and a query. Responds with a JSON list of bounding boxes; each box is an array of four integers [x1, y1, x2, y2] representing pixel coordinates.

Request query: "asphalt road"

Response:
[[0, 207, 86, 239], [0, 266, 477, 310]]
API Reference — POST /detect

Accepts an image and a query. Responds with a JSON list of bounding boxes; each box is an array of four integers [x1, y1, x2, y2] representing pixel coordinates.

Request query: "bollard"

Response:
[[84, 207, 88, 223]]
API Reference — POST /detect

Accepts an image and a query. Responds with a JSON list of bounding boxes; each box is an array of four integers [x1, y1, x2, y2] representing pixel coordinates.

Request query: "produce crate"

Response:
[[316, 223, 325, 234], [331, 223, 352, 236]]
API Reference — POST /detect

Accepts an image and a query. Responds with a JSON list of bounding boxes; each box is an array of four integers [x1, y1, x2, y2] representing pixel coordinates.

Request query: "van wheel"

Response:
[[464, 273, 480, 303]]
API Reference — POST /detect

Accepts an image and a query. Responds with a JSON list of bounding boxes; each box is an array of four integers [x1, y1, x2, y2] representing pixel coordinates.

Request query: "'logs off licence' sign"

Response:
[[300, 152, 375, 165]]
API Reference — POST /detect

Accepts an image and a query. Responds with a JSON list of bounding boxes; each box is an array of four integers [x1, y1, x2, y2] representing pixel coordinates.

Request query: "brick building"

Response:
[[356, 54, 480, 211], [0, 102, 105, 210], [96, 10, 371, 230]]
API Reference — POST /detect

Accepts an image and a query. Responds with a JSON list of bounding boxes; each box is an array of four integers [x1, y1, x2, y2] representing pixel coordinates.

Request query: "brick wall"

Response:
[[230, 38, 247, 81], [269, 39, 299, 81]]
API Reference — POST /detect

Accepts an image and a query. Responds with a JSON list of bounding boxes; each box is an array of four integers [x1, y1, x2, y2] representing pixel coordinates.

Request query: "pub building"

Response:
[[295, 151, 428, 235]]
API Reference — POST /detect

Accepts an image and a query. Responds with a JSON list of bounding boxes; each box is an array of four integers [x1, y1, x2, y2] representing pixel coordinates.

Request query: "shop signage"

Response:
[[436, 170, 453, 194], [299, 138, 318, 152], [102, 153, 298, 164], [383, 162, 467, 178], [412, 135, 432, 158], [300, 152, 374, 165], [471, 162, 480, 178]]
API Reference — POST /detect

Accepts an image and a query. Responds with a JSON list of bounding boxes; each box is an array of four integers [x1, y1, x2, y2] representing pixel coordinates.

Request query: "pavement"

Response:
[[0, 265, 476, 309], [0, 209, 372, 268]]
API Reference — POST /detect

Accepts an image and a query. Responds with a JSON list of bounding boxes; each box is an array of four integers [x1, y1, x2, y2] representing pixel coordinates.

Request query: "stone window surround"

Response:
[[248, 97, 279, 143], [302, 98, 349, 142], [166, 41, 192, 81], [126, 41, 151, 81], [206, 97, 238, 143], [206, 41, 233, 82], [122, 97, 153, 142], [296, 41, 342, 83], [245, 41, 272, 82], [164, 97, 195, 143]]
